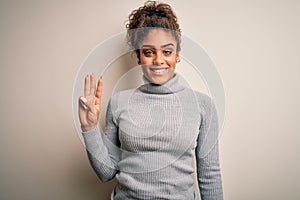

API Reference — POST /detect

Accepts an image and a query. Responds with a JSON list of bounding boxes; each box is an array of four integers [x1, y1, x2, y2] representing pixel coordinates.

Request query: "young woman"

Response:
[[78, 1, 223, 199]]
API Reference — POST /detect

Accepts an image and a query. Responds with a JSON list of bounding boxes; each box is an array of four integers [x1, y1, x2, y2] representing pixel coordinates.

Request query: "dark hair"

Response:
[[126, 1, 181, 62]]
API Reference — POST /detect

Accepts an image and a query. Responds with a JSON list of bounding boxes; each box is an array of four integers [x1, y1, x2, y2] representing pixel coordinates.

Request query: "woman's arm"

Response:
[[195, 95, 223, 200], [78, 74, 120, 182], [82, 99, 120, 182]]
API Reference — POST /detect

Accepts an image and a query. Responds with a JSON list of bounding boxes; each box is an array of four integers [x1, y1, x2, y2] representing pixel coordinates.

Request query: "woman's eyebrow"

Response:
[[141, 43, 175, 49], [161, 43, 175, 48], [141, 45, 155, 49]]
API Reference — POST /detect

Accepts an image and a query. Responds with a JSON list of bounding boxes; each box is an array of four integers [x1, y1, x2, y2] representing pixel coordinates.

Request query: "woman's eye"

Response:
[[164, 50, 172, 55], [143, 50, 154, 56]]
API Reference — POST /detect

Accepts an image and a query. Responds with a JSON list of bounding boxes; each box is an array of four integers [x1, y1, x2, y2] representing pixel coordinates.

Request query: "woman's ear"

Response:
[[176, 53, 180, 63]]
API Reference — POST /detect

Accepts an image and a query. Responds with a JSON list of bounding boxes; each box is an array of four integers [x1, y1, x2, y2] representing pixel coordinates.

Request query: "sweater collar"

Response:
[[138, 73, 185, 94]]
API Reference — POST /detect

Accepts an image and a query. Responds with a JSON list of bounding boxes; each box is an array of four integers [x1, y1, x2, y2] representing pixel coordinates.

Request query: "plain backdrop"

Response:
[[0, 0, 299, 199]]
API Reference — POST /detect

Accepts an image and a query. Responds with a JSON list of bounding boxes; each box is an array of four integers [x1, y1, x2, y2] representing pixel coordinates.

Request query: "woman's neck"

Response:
[[138, 73, 185, 94]]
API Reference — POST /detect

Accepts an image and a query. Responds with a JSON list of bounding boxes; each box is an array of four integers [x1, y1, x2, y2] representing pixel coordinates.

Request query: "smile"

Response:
[[150, 67, 169, 74]]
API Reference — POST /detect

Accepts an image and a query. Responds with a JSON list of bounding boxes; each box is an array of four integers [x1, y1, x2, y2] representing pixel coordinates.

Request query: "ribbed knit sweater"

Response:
[[82, 73, 223, 200]]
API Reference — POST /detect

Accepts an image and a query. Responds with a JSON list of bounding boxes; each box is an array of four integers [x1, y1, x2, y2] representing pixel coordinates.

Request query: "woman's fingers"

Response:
[[79, 96, 88, 110], [80, 96, 95, 113], [90, 74, 96, 96], [95, 77, 102, 98], [82, 73, 102, 113], [84, 74, 90, 97], [79, 74, 102, 130], [84, 74, 98, 97], [78, 96, 97, 129], [94, 77, 102, 113]]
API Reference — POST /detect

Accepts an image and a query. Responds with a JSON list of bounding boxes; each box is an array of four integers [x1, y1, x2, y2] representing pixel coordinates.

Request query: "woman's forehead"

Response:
[[140, 29, 177, 47]]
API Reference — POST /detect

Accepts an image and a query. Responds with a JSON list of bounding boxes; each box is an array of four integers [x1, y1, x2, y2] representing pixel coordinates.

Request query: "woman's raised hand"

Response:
[[78, 74, 102, 132]]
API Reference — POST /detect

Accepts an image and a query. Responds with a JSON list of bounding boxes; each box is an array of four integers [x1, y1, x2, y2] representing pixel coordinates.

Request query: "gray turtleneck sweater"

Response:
[[82, 74, 223, 200]]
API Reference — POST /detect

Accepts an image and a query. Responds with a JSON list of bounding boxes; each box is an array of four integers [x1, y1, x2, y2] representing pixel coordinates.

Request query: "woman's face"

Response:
[[139, 28, 179, 85]]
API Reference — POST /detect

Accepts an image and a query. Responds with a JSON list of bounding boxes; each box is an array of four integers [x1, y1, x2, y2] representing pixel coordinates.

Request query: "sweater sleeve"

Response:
[[81, 99, 121, 182], [195, 95, 223, 200]]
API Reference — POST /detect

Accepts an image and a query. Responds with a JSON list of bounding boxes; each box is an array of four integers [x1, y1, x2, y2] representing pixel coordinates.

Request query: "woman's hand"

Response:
[[78, 74, 102, 132]]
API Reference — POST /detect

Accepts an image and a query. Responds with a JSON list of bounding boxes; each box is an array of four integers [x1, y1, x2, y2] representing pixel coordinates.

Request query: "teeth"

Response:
[[151, 68, 167, 74]]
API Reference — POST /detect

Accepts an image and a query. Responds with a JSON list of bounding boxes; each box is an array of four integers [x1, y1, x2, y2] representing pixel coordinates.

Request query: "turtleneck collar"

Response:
[[138, 73, 186, 94]]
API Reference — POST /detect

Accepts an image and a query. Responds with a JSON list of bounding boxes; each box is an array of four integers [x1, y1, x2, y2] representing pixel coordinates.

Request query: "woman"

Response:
[[78, 1, 223, 199]]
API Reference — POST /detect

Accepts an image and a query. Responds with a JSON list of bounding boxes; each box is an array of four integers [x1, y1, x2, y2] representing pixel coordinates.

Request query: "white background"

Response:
[[0, 0, 299, 199]]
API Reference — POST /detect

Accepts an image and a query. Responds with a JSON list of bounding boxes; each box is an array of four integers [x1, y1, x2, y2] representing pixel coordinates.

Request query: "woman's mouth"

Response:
[[150, 67, 169, 75]]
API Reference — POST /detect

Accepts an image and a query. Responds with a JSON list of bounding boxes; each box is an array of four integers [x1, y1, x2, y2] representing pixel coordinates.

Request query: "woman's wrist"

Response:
[[81, 124, 97, 132]]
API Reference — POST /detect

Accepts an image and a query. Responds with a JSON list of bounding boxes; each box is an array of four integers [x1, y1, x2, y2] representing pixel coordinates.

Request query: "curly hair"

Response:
[[126, 1, 181, 62]]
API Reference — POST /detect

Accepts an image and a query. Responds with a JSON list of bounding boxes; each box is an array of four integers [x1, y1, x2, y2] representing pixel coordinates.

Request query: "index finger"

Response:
[[95, 76, 102, 98]]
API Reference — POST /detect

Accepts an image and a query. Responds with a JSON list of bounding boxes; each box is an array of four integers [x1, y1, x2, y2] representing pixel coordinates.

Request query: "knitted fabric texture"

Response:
[[82, 73, 223, 200]]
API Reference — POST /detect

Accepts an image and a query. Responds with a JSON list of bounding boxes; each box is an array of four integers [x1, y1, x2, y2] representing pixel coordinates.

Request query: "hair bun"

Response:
[[146, 9, 165, 17]]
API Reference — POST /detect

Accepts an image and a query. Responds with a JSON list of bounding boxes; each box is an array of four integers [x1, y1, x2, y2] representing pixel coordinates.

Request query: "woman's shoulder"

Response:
[[182, 89, 217, 119], [109, 88, 139, 107], [183, 88, 214, 105]]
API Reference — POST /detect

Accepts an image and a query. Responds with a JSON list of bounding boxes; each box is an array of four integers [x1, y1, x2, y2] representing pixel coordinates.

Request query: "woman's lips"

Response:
[[150, 67, 169, 75]]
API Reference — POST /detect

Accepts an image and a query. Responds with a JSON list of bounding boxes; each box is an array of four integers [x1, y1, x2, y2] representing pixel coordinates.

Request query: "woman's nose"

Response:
[[153, 51, 164, 65]]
